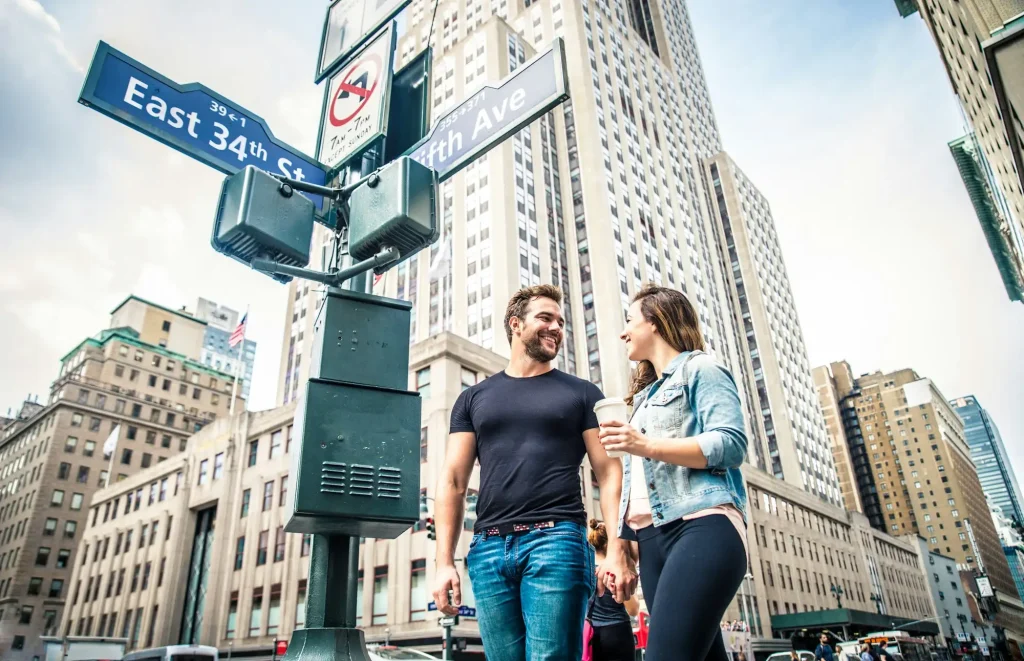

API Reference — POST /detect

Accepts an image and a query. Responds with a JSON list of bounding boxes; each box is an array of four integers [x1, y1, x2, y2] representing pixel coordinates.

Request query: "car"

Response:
[[766, 651, 815, 661], [367, 646, 438, 660]]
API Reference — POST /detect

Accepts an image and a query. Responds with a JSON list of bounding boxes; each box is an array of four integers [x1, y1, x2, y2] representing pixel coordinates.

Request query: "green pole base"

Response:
[[282, 628, 373, 661]]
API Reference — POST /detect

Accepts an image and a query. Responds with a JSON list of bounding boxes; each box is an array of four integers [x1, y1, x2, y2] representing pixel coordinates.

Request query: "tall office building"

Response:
[[896, 0, 1024, 302], [814, 363, 867, 515], [706, 152, 843, 506], [812, 362, 1024, 638], [0, 296, 240, 661], [276, 0, 841, 507], [952, 395, 1024, 526], [194, 299, 257, 402]]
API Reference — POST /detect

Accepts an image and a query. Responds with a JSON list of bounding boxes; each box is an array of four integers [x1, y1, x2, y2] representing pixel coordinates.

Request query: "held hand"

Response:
[[598, 421, 651, 457], [433, 564, 462, 616], [596, 550, 638, 603]]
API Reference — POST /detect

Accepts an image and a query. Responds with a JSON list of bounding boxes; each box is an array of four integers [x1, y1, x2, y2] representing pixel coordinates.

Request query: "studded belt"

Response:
[[483, 520, 556, 537]]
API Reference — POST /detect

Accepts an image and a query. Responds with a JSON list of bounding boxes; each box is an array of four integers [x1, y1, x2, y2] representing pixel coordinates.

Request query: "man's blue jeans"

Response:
[[466, 522, 595, 661]]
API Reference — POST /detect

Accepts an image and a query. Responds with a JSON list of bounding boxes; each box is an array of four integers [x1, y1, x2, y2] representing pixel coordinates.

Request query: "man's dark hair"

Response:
[[503, 285, 562, 344]]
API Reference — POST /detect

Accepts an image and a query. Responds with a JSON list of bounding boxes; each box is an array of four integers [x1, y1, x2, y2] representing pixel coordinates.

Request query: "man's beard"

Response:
[[523, 330, 562, 362]]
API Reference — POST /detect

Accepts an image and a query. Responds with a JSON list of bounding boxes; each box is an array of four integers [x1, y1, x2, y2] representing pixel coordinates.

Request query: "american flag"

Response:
[[229, 312, 247, 348]]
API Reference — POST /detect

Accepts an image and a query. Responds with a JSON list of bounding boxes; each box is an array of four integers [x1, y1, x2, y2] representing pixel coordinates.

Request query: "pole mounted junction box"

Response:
[[310, 289, 412, 391], [284, 291, 421, 539], [283, 377, 421, 538], [212, 165, 315, 283]]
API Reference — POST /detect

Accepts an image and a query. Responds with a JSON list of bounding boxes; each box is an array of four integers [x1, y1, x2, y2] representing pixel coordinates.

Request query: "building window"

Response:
[[416, 368, 431, 398], [43, 518, 57, 536], [240, 489, 251, 517], [274, 526, 286, 562], [257, 531, 268, 566], [263, 481, 274, 511], [235, 537, 245, 570], [267, 585, 282, 636], [56, 549, 71, 568], [121, 449, 133, 465], [410, 559, 427, 621], [35, 547, 50, 566], [70, 493, 84, 510], [27, 577, 42, 595], [19, 605, 33, 625], [51, 490, 65, 507], [420, 427, 428, 463], [302, 534, 312, 557], [214, 453, 225, 480], [270, 430, 283, 459], [372, 566, 388, 625], [198, 459, 209, 485], [461, 368, 477, 391], [296, 580, 307, 628], [226, 594, 238, 639], [249, 588, 263, 637], [64, 437, 77, 453], [248, 440, 258, 467]]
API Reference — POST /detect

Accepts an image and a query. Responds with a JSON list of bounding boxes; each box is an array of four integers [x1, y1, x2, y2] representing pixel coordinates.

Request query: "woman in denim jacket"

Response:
[[599, 284, 748, 661]]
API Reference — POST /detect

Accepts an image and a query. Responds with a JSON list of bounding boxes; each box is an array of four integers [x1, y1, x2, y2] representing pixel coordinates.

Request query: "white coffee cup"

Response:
[[594, 397, 629, 458]]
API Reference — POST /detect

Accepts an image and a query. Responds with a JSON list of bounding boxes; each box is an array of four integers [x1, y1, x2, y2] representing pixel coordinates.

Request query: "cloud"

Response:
[[3, 0, 84, 72]]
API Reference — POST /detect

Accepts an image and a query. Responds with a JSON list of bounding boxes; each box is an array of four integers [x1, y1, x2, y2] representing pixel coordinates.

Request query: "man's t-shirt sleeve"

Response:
[[581, 381, 605, 431], [450, 387, 475, 433]]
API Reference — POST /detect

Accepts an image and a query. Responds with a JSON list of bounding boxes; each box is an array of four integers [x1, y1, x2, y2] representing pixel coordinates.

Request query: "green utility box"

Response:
[[310, 290, 412, 391], [284, 377, 421, 539]]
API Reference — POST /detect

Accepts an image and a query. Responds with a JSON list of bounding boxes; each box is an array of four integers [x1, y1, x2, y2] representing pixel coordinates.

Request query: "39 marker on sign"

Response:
[[316, 23, 395, 175]]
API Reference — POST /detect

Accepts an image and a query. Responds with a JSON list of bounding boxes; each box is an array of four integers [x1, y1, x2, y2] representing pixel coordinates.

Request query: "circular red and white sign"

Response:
[[329, 53, 383, 127]]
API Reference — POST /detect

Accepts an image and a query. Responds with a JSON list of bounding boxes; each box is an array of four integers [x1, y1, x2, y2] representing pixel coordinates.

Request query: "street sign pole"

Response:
[[77, 7, 570, 660]]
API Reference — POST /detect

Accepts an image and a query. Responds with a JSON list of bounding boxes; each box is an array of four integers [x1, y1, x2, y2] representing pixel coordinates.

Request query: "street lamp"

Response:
[[830, 582, 844, 609]]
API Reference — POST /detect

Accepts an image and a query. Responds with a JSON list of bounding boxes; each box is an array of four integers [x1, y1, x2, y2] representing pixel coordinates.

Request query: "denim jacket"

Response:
[[617, 350, 748, 540]]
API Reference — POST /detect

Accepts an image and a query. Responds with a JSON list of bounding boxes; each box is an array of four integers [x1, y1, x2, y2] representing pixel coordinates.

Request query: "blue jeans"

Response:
[[467, 521, 595, 661]]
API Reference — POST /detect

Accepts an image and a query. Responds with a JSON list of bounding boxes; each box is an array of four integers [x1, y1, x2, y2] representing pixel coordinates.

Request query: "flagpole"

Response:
[[103, 424, 120, 488], [228, 306, 249, 419]]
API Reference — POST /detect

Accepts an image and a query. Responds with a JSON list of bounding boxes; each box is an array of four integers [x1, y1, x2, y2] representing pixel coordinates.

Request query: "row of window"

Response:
[[73, 557, 165, 606], [68, 603, 158, 651], [80, 517, 170, 568], [246, 427, 293, 467], [89, 472, 182, 527], [223, 560, 431, 639]]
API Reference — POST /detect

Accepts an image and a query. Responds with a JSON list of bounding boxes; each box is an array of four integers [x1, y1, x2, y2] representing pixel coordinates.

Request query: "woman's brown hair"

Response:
[[625, 284, 705, 406], [587, 518, 608, 553]]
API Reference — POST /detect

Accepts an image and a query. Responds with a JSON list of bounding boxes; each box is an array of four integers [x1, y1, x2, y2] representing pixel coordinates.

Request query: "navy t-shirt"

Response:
[[450, 369, 604, 532]]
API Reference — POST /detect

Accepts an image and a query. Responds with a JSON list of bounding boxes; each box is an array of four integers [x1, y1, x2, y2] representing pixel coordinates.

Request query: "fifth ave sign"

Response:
[[407, 39, 568, 181]]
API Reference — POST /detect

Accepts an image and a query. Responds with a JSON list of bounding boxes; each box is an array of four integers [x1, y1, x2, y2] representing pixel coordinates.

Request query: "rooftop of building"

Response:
[[58, 326, 236, 382], [109, 294, 207, 326]]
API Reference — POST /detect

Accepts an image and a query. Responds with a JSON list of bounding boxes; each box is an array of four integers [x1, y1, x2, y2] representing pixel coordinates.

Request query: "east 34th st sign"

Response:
[[406, 38, 569, 182], [79, 41, 328, 210]]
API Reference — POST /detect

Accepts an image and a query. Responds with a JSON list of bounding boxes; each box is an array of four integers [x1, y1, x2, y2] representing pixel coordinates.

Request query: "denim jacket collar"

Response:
[[633, 350, 697, 410]]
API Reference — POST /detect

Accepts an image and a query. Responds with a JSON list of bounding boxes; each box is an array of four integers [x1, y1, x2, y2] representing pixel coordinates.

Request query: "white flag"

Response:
[[428, 234, 452, 282], [103, 424, 120, 456]]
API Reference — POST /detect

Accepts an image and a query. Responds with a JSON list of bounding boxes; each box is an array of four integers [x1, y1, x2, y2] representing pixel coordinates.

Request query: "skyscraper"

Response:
[[812, 362, 1024, 639], [0, 296, 241, 661], [276, 0, 841, 506], [194, 299, 257, 402], [706, 152, 843, 506], [952, 395, 1024, 526], [896, 0, 1024, 302]]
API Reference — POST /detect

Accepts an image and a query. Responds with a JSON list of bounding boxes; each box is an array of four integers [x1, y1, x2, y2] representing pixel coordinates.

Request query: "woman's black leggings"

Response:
[[637, 514, 747, 661], [591, 621, 636, 661]]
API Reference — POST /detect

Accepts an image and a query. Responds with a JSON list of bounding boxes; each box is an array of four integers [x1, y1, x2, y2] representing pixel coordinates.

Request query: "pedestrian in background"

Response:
[[586, 519, 638, 661], [599, 284, 749, 661]]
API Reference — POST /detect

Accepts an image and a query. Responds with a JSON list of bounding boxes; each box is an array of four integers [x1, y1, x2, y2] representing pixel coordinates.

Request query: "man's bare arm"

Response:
[[584, 428, 637, 601], [433, 431, 477, 614]]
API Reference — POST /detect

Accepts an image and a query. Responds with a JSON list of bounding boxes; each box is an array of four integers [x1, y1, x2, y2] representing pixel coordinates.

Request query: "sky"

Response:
[[0, 2, 1021, 479]]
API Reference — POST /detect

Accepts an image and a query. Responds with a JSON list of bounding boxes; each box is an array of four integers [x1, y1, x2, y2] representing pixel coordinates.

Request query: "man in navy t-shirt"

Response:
[[432, 285, 636, 661]]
